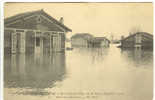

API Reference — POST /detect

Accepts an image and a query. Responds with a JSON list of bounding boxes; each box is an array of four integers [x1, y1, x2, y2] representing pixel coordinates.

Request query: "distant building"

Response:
[[4, 9, 72, 54], [71, 33, 94, 47], [120, 32, 153, 49], [89, 37, 110, 47]]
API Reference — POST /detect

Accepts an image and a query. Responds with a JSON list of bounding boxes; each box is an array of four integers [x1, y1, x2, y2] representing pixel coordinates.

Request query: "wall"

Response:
[[5, 30, 65, 54], [101, 40, 109, 47], [25, 31, 35, 53], [141, 35, 153, 49], [43, 32, 50, 54], [121, 36, 135, 48], [61, 33, 65, 50], [71, 38, 87, 47], [4, 29, 13, 53]]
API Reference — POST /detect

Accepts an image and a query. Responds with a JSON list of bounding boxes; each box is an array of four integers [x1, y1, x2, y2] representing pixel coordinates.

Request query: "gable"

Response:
[[38, 15, 65, 32], [5, 14, 64, 32], [5, 16, 37, 29], [4, 10, 72, 32]]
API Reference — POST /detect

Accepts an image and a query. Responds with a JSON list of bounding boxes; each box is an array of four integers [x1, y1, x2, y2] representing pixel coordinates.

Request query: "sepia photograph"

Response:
[[3, 2, 153, 100]]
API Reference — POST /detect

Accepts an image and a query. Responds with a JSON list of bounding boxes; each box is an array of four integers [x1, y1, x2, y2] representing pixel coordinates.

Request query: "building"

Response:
[[89, 37, 110, 48], [120, 32, 153, 49], [4, 9, 72, 54], [71, 33, 110, 48], [71, 33, 94, 47]]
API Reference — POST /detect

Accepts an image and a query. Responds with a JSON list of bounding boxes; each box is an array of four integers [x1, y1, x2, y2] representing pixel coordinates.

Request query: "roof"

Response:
[[71, 33, 94, 40], [5, 9, 72, 32], [92, 37, 110, 43], [121, 32, 153, 41], [94, 37, 110, 41]]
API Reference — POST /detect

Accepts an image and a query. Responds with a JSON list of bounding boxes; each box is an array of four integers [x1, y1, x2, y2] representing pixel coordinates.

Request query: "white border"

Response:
[[1, 0, 155, 2], [0, 1, 154, 100], [0, 0, 154, 2], [0, 1, 4, 100]]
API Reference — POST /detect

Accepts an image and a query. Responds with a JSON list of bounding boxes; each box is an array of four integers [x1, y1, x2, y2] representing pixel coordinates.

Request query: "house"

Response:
[[71, 33, 94, 47], [89, 37, 110, 48], [4, 9, 72, 54], [120, 32, 153, 49], [71, 33, 110, 48]]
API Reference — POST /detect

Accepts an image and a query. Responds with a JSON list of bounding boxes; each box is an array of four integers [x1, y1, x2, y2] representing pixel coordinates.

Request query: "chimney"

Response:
[[59, 17, 64, 24]]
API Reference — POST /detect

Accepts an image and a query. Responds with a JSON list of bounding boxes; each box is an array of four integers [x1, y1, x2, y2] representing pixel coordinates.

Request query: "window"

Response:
[[36, 37, 40, 46], [16, 33, 20, 48], [51, 36, 53, 48]]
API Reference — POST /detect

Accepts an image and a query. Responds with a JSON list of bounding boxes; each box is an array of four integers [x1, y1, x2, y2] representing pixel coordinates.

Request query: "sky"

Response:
[[4, 3, 153, 40]]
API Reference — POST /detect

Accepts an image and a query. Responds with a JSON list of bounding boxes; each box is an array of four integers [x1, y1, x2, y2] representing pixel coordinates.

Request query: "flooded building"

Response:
[[71, 33, 94, 47], [90, 37, 110, 48], [4, 9, 72, 54], [120, 32, 153, 49]]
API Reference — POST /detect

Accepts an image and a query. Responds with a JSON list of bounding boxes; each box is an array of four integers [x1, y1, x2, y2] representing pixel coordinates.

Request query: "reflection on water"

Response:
[[72, 47, 110, 64], [121, 48, 153, 67], [4, 53, 66, 95], [4, 44, 153, 100]]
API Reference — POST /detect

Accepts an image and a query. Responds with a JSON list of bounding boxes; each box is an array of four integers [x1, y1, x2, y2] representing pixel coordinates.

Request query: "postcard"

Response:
[[3, 2, 153, 100]]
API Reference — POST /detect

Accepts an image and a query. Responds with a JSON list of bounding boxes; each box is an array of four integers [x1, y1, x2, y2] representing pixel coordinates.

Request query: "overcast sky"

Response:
[[4, 3, 153, 39]]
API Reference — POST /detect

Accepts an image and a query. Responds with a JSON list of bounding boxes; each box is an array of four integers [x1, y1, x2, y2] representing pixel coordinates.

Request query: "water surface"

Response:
[[4, 44, 153, 100]]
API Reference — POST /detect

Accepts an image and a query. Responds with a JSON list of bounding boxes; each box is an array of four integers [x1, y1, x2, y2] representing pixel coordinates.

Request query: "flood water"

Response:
[[4, 44, 153, 100]]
